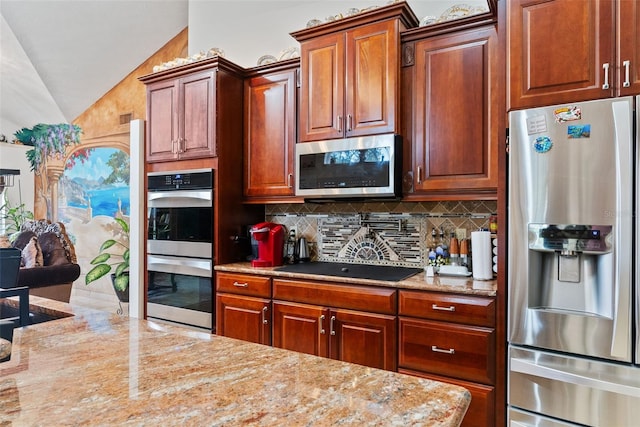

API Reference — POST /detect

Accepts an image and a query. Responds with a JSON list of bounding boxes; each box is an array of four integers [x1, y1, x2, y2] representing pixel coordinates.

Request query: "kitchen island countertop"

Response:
[[0, 297, 470, 426], [216, 261, 497, 297]]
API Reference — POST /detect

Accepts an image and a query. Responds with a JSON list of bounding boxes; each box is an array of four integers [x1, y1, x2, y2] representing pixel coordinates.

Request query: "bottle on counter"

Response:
[[459, 238, 469, 268], [449, 232, 459, 266]]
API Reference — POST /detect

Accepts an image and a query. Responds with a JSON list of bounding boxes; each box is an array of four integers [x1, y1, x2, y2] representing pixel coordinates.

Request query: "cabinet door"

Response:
[[178, 71, 216, 159], [216, 293, 271, 345], [508, 0, 615, 108], [346, 20, 398, 138], [299, 33, 345, 142], [146, 79, 178, 162], [244, 69, 297, 198], [272, 301, 329, 357], [411, 27, 499, 195], [618, 0, 640, 96], [330, 308, 397, 371]]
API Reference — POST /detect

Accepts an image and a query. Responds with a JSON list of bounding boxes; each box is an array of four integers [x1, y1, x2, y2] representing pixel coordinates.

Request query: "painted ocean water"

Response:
[[67, 186, 130, 217]]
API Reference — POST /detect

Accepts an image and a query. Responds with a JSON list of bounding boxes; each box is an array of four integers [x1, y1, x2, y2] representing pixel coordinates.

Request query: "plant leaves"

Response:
[[115, 262, 128, 277], [89, 253, 111, 264], [113, 274, 129, 292], [85, 264, 111, 285], [122, 248, 130, 262], [115, 217, 129, 234], [100, 239, 117, 252]]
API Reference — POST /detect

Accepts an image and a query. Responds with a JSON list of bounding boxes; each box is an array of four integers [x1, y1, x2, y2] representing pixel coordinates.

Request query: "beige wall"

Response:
[[73, 27, 188, 140]]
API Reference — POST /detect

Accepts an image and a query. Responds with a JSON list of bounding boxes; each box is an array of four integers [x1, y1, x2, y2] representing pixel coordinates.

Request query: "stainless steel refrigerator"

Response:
[[508, 96, 639, 426]]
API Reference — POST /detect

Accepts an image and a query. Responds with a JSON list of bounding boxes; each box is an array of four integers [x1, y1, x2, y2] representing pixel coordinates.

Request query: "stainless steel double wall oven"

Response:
[[147, 169, 214, 330]]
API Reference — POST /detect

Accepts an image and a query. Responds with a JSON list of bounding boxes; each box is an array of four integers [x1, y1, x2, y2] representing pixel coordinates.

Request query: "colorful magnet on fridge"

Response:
[[553, 106, 582, 123], [533, 136, 552, 153], [567, 124, 591, 138]]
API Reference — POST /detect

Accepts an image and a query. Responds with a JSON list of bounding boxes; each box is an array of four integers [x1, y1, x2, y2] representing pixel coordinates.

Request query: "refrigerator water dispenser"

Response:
[[527, 224, 613, 317]]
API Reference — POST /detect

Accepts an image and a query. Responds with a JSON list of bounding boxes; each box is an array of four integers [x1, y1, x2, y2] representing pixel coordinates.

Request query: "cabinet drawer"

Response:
[[273, 278, 397, 315], [216, 272, 271, 298], [399, 318, 495, 384], [398, 368, 495, 427], [399, 290, 495, 327]]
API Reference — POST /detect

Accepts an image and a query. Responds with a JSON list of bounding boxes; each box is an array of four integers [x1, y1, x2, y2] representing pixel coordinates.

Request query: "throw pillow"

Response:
[[21, 236, 43, 268], [38, 232, 68, 266], [12, 231, 36, 251], [0, 235, 11, 248]]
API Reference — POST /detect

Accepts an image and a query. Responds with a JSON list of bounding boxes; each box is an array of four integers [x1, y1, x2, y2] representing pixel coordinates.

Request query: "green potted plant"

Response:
[[0, 194, 34, 240], [85, 217, 129, 301]]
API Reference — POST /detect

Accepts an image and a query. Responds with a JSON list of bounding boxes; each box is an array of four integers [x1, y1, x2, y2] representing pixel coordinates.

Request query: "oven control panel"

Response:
[[148, 169, 213, 191]]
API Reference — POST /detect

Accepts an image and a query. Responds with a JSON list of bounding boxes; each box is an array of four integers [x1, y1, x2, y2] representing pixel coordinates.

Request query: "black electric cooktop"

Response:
[[275, 262, 422, 282]]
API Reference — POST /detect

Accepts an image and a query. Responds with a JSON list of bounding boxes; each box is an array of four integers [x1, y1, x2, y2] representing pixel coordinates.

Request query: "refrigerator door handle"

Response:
[[610, 99, 633, 359], [511, 357, 640, 398]]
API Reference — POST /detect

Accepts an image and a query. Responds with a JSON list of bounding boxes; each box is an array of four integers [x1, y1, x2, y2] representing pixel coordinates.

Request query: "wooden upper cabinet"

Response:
[[243, 60, 299, 201], [146, 79, 178, 162], [508, 0, 618, 109], [404, 25, 501, 199], [144, 70, 216, 162], [179, 71, 216, 159], [618, 0, 640, 96], [292, 1, 418, 142]]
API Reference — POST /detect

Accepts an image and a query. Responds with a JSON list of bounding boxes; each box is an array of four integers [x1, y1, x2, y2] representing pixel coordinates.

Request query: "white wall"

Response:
[[188, 0, 489, 68], [0, 143, 35, 234], [0, 15, 65, 136]]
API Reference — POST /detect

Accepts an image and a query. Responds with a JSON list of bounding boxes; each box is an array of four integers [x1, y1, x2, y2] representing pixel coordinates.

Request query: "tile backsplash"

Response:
[[266, 200, 496, 268]]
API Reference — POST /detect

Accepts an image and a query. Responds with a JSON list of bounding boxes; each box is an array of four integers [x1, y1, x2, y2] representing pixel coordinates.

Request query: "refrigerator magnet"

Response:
[[568, 124, 591, 138], [533, 136, 552, 153], [526, 115, 547, 135], [553, 106, 582, 123]]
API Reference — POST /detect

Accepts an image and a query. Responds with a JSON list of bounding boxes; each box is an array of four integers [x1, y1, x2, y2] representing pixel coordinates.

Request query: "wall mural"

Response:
[[59, 147, 130, 223]]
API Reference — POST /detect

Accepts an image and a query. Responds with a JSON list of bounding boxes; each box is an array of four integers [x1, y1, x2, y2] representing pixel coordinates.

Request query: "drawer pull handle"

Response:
[[432, 304, 455, 312], [431, 345, 455, 354], [320, 314, 326, 335], [330, 315, 336, 336], [262, 306, 268, 325], [233, 281, 249, 288]]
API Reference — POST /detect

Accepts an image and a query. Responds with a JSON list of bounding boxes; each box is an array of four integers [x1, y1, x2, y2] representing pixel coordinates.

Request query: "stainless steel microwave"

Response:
[[295, 134, 402, 200]]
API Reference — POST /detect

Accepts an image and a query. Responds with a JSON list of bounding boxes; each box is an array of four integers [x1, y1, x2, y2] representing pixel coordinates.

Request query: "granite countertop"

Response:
[[215, 262, 497, 297], [1, 299, 470, 426]]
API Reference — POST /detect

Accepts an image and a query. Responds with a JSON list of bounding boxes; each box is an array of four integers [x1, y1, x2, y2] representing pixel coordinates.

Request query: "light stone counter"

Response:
[[0, 298, 470, 426], [215, 262, 497, 297]]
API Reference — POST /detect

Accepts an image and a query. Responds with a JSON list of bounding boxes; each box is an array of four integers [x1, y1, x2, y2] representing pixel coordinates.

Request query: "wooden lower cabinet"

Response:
[[216, 294, 271, 345], [272, 300, 397, 371], [215, 272, 272, 345], [398, 290, 496, 427], [398, 368, 495, 427]]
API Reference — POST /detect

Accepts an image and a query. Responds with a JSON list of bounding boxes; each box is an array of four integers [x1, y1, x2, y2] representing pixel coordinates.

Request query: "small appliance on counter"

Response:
[[250, 222, 285, 267]]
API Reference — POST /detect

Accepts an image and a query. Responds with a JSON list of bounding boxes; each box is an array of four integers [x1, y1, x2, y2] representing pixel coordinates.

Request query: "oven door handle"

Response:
[[147, 255, 212, 277], [147, 190, 212, 207]]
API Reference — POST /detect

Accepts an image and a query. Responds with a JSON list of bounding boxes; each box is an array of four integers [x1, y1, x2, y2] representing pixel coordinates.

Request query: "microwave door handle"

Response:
[[610, 99, 633, 360]]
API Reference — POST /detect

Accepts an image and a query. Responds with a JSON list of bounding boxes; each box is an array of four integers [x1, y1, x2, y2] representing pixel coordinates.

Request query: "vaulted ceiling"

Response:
[[0, 0, 488, 136]]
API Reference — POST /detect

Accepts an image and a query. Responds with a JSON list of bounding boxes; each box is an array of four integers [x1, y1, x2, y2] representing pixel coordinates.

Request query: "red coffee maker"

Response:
[[250, 222, 285, 267]]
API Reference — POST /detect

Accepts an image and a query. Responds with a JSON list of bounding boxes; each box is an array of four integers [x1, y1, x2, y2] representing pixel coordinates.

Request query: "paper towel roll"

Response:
[[471, 231, 493, 280]]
